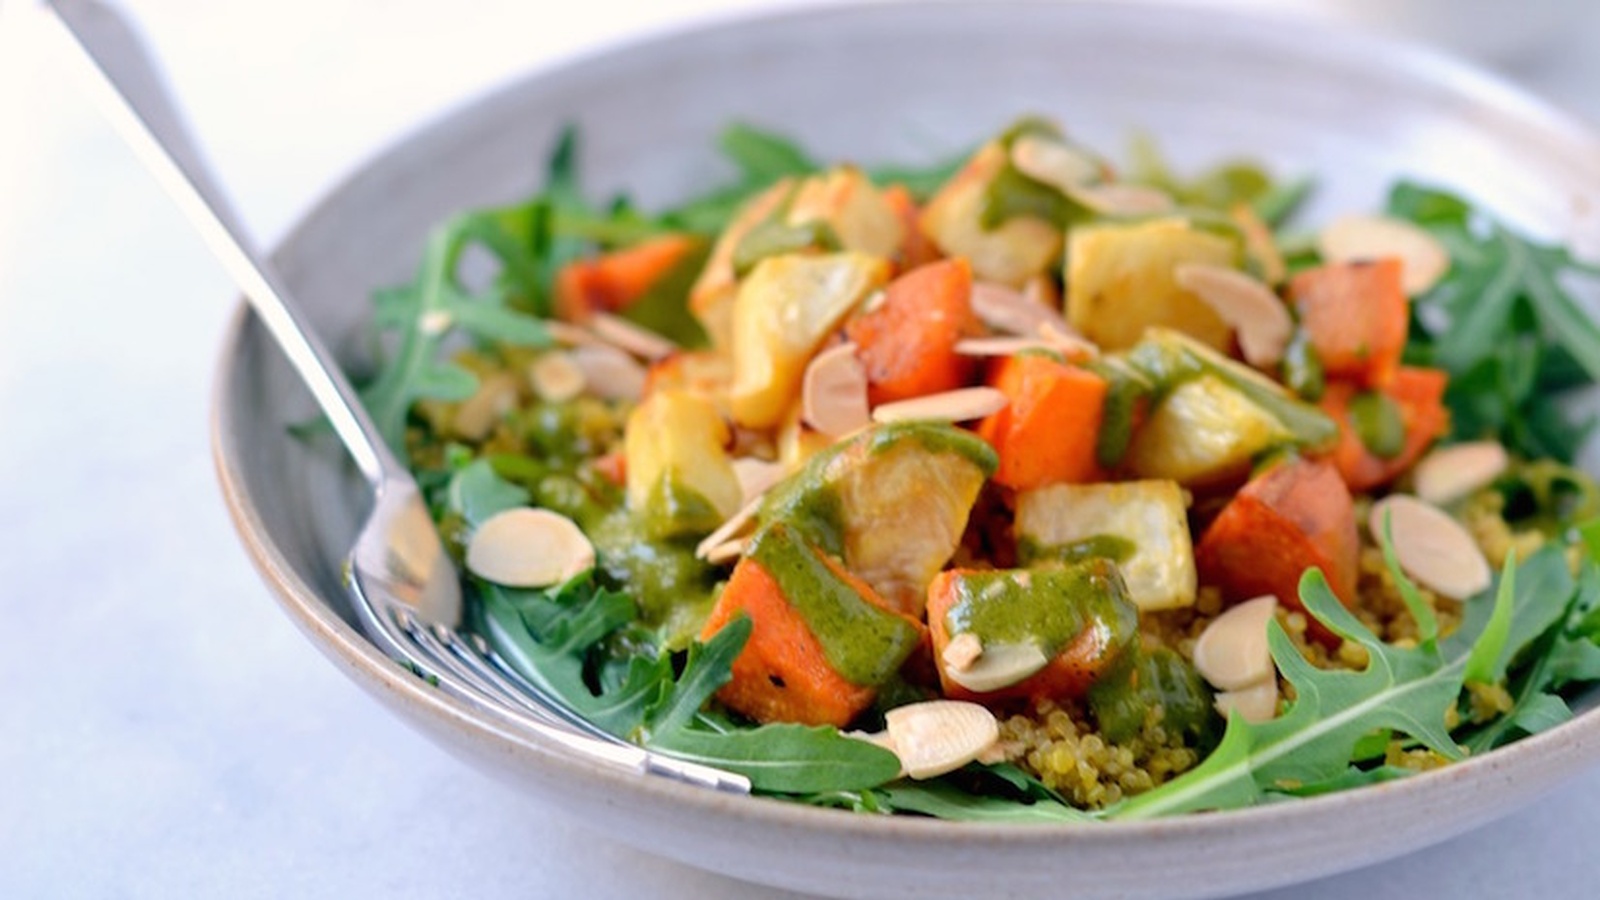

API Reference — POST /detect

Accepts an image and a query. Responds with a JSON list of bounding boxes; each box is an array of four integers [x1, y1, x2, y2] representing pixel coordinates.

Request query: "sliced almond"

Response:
[[1368, 494, 1492, 599], [954, 336, 1056, 357], [1192, 595, 1278, 691], [700, 536, 749, 566], [1215, 678, 1279, 724], [940, 632, 985, 673], [451, 372, 521, 441], [883, 700, 1000, 780], [1231, 203, 1287, 286], [1317, 214, 1450, 296], [802, 342, 873, 438], [528, 352, 587, 403], [1173, 263, 1292, 367], [465, 507, 595, 588], [731, 457, 788, 505], [1037, 321, 1099, 359], [1064, 182, 1176, 217], [1413, 441, 1509, 507], [695, 493, 765, 561], [970, 280, 1075, 337], [944, 640, 1051, 694], [569, 344, 647, 402], [1010, 135, 1100, 194], [588, 312, 678, 361], [871, 387, 1008, 424]]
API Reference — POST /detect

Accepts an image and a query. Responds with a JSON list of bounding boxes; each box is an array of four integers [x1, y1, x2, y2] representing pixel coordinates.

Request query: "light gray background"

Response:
[[4, 1, 1600, 897]]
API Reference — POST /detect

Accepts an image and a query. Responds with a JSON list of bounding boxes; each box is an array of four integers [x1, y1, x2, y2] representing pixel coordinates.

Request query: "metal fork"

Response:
[[43, 0, 749, 795]]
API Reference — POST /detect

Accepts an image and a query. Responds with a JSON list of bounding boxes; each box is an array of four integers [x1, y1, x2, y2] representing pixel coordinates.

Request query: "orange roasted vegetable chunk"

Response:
[[926, 561, 1139, 704], [1195, 458, 1360, 627], [1289, 258, 1408, 388], [700, 525, 923, 727], [845, 258, 978, 405], [555, 233, 700, 321], [976, 354, 1108, 490], [881, 183, 942, 271], [1319, 366, 1449, 493]]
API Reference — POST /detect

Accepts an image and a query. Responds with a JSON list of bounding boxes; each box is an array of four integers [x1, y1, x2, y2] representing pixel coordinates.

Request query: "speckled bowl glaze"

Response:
[[212, 4, 1600, 898]]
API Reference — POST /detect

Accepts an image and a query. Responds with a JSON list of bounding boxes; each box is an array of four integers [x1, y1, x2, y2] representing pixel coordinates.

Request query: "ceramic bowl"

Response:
[[212, 3, 1600, 898]]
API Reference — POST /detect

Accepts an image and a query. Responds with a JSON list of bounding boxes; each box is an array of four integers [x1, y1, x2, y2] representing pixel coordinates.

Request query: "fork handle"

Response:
[[42, 0, 399, 487]]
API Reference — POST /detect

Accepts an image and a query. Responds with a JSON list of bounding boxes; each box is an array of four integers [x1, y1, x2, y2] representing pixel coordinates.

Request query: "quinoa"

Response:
[[996, 699, 1200, 809]]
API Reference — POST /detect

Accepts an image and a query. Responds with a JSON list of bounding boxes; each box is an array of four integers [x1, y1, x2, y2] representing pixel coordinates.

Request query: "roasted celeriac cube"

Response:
[[919, 141, 1063, 287], [1066, 217, 1236, 351], [785, 166, 904, 260], [1015, 480, 1197, 611], [1123, 373, 1289, 487], [729, 251, 889, 429], [689, 177, 796, 349], [624, 389, 742, 539], [760, 421, 997, 616]]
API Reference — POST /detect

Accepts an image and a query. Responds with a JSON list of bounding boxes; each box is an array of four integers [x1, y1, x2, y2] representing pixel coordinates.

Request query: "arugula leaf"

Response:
[[359, 213, 554, 453], [642, 617, 747, 738], [1112, 562, 1515, 820], [650, 725, 902, 793], [875, 781, 1094, 823], [1460, 552, 1593, 753], [445, 458, 529, 526], [1388, 181, 1600, 461]]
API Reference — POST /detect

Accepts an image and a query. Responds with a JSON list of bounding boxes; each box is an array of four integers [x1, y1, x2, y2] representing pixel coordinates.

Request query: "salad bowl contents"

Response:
[[212, 3, 1600, 897], [377, 113, 1600, 819]]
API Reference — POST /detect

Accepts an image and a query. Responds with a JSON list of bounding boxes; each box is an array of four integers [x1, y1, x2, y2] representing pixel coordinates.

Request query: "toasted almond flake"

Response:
[[419, 310, 454, 336], [1192, 595, 1278, 691], [695, 493, 765, 561], [846, 729, 900, 755], [1215, 678, 1279, 724], [732, 457, 788, 505], [700, 536, 749, 566], [1010, 135, 1100, 194], [872, 387, 1008, 424], [543, 320, 603, 347], [974, 740, 1010, 766], [588, 312, 678, 361], [1173, 263, 1293, 367], [941, 632, 984, 673], [802, 342, 873, 437], [1413, 441, 1510, 507], [528, 352, 587, 403], [1064, 182, 1176, 217], [1037, 321, 1099, 359], [1369, 494, 1492, 599], [466, 507, 595, 588], [1231, 203, 1287, 286], [1317, 214, 1450, 296], [883, 700, 1000, 780], [452, 372, 520, 441], [945, 641, 1051, 694], [970, 280, 1075, 337], [954, 336, 1056, 357], [569, 344, 647, 401]]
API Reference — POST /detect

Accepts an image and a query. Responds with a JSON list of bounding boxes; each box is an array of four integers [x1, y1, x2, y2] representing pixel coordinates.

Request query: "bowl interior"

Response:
[[213, 4, 1600, 899]]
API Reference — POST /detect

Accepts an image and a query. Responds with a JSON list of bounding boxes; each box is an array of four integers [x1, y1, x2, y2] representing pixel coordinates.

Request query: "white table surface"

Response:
[[5, 1, 1600, 897]]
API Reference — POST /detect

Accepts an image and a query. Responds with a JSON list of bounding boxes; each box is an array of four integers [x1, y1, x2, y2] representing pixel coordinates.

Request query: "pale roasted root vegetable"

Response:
[[379, 119, 1600, 821], [1016, 480, 1197, 612], [729, 251, 889, 429], [1066, 218, 1236, 352], [758, 421, 996, 617]]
